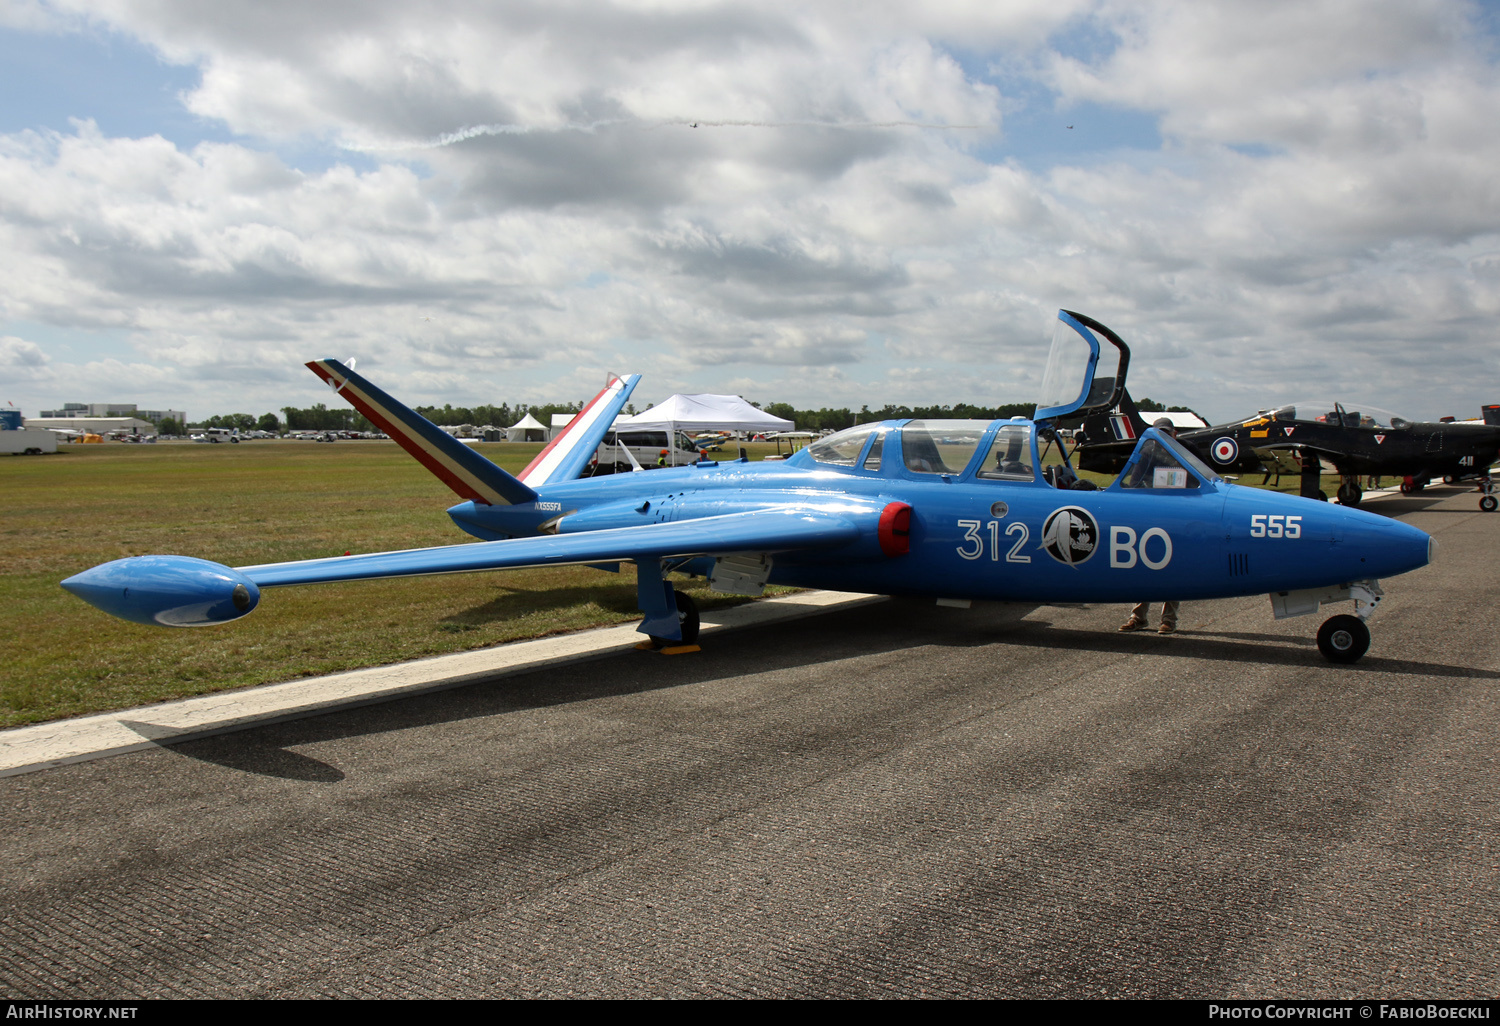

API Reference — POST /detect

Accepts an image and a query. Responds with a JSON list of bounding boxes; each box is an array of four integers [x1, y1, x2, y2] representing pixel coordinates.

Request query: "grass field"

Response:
[[0, 440, 784, 728], [2, 437, 1341, 728]]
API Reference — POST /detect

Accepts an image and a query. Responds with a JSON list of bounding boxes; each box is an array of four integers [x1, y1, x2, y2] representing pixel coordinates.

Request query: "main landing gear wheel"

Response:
[[1482, 495, 1498, 512], [1336, 481, 1363, 507], [1317, 614, 1370, 664], [650, 589, 700, 647]]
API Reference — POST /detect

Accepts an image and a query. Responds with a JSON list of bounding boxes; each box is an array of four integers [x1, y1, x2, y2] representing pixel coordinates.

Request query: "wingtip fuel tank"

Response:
[[61, 556, 260, 627]]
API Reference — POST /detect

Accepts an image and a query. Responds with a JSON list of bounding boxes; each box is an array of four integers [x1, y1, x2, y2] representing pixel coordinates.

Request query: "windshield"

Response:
[[901, 420, 990, 476], [1116, 431, 1222, 490], [1118, 440, 1200, 489]]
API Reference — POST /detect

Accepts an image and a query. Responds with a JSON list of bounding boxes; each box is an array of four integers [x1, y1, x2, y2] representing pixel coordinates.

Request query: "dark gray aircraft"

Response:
[[1077, 394, 1500, 510]]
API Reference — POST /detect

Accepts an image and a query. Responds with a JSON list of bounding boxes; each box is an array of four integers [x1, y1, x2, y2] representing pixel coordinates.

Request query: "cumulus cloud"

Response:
[[1, 1, 1498, 424], [0, 335, 51, 377]]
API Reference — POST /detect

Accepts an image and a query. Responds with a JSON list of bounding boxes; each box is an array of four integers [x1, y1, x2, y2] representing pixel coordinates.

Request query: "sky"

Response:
[[1, 0, 1498, 425]]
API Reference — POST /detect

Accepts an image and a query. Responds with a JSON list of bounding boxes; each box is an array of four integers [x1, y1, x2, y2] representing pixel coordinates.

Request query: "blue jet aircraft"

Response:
[[62, 311, 1434, 664]]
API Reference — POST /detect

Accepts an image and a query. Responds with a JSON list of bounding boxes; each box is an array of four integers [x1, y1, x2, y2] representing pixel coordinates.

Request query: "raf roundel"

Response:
[[1041, 506, 1099, 566], [1211, 436, 1239, 464]]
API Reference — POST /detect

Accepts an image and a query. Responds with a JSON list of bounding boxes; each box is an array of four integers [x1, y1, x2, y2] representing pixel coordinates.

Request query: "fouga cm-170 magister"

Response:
[[62, 311, 1434, 663]]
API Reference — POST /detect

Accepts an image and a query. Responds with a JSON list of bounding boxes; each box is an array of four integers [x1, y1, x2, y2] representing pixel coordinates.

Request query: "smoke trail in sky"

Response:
[[346, 117, 993, 151]]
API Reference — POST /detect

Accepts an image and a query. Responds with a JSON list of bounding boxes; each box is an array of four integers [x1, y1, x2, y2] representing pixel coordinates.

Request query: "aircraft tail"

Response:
[[1483, 404, 1500, 426], [1078, 387, 1150, 445], [307, 359, 538, 506], [519, 373, 641, 487]]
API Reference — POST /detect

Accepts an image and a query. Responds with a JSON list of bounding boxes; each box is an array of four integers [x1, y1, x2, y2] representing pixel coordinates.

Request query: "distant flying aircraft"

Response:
[[62, 311, 1433, 663], [1077, 393, 1500, 510]]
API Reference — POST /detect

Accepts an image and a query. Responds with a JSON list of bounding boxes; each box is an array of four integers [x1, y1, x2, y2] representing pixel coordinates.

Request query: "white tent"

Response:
[[613, 394, 794, 466], [1144, 410, 1209, 431], [506, 412, 547, 441], [615, 394, 793, 433]]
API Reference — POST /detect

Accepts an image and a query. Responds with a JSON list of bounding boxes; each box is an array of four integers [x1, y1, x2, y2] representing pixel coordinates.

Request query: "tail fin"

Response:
[[307, 359, 538, 506], [1484, 404, 1500, 426], [1078, 387, 1149, 444], [520, 373, 641, 486]]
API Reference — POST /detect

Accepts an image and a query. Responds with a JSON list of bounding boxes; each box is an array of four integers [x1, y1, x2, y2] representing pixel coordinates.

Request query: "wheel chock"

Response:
[[634, 641, 701, 654]]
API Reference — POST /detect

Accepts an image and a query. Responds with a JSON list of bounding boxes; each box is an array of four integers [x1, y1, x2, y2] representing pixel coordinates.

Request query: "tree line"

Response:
[[185, 396, 1198, 435]]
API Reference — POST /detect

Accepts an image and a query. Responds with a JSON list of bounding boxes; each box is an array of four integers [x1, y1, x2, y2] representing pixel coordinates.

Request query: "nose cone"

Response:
[[62, 556, 260, 627], [1339, 508, 1431, 579]]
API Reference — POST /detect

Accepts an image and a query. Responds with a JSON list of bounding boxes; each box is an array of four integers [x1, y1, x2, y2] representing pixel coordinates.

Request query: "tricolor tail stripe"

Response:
[[521, 373, 641, 486], [306, 359, 538, 507], [1110, 415, 1137, 441]]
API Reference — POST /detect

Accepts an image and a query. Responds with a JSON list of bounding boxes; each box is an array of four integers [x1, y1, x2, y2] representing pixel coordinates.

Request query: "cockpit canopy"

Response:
[[1255, 401, 1411, 430], [1034, 310, 1130, 422], [804, 418, 1052, 485], [1115, 433, 1223, 490], [803, 417, 1221, 493]]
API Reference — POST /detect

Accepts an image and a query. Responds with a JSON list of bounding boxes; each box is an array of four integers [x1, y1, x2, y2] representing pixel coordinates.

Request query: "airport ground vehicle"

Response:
[[592, 429, 703, 472], [0, 410, 58, 455]]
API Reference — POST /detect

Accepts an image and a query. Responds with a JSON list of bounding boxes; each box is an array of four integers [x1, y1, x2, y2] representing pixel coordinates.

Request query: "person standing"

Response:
[[1119, 599, 1180, 634], [1120, 418, 1182, 635]]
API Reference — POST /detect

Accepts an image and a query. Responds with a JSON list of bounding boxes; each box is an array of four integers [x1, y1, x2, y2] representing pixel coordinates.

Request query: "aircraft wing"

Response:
[[61, 508, 864, 626], [241, 508, 857, 586], [1243, 439, 1349, 464]]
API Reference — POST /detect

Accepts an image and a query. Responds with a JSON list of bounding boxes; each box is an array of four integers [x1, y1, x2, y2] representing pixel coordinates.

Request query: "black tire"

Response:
[[1336, 482, 1362, 507], [652, 589, 700, 647], [1317, 614, 1370, 664], [1482, 495, 1498, 512]]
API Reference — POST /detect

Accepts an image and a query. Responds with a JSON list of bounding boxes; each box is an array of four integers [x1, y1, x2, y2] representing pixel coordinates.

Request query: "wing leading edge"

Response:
[[60, 508, 863, 626], [242, 507, 858, 586]]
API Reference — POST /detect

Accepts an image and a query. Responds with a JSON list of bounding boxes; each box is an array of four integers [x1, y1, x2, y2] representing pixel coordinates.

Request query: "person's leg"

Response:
[[1158, 601, 1180, 633], [1120, 601, 1150, 630]]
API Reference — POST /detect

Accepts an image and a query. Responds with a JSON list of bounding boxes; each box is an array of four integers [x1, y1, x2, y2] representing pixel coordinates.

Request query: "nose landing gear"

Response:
[[1317, 614, 1370, 663], [1277, 580, 1385, 664]]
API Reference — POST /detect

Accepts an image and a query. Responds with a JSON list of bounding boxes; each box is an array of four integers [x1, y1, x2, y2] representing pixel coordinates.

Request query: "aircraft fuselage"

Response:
[[448, 420, 1431, 605]]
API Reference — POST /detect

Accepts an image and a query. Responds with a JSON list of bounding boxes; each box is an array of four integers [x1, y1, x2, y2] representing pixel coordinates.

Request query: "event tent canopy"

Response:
[[506, 412, 547, 441], [614, 394, 793, 433]]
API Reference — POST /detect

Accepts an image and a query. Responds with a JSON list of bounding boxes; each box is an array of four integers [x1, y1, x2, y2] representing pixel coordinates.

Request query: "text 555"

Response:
[[1250, 514, 1301, 538]]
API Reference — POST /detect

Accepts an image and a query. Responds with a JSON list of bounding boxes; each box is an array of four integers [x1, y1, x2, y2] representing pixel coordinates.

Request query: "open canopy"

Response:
[[615, 394, 794, 432]]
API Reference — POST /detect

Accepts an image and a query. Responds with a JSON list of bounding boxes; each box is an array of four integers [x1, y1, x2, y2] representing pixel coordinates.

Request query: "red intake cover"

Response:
[[878, 502, 912, 557]]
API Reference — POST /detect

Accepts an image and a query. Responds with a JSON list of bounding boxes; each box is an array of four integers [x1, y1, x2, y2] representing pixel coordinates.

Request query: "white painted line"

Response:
[[0, 590, 887, 778]]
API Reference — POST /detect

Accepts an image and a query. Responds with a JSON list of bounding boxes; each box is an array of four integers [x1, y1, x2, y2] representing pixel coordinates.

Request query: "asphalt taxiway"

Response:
[[2, 485, 1495, 998]]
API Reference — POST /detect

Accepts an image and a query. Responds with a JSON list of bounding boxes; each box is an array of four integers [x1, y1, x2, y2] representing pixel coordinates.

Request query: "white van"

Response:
[[192, 427, 241, 443], [593, 429, 703, 471]]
